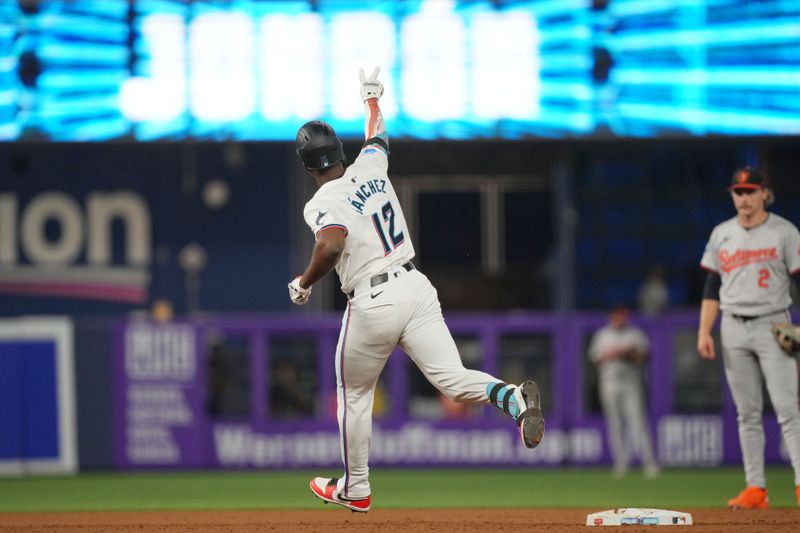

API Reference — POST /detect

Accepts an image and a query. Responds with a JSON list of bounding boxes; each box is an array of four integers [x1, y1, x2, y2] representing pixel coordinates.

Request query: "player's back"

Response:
[[304, 146, 415, 295]]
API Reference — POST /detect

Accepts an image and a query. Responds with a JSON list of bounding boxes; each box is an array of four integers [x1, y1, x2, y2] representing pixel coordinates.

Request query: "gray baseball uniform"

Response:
[[701, 213, 800, 487], [304, 141, 507, 500], [588, 323, 658, 476]]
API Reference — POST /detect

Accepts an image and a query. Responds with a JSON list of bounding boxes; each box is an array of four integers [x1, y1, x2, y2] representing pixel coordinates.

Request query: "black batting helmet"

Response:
[[296, 120, 345, 170]]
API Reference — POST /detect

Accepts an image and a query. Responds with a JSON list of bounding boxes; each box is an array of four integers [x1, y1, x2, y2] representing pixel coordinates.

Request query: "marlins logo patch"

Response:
[[315, 211, 328, 225]]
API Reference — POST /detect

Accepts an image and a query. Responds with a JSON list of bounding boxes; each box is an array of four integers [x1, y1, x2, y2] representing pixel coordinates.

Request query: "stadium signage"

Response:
[[0, 190, 151, 302], [112, 314, 792, 469]]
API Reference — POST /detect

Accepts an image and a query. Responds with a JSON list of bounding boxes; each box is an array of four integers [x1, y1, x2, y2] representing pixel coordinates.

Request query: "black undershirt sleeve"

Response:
[[363, 136, 389, 153], [702, 270, 721, 301], [794, 272, 800, 294]]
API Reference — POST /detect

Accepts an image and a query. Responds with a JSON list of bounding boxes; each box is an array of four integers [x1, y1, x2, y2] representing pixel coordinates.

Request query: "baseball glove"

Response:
[[771, 323, 800, 355]]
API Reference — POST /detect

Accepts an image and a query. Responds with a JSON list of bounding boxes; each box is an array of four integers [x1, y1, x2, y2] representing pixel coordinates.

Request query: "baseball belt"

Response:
[[729, 309, 788, 322], [347, 261, 415, 298]]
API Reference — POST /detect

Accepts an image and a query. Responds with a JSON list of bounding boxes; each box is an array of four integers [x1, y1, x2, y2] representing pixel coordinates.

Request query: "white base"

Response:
[[586, 508, 693, 526]]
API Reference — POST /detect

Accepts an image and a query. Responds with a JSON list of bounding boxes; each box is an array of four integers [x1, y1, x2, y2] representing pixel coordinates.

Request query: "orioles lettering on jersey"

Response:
[[347, 178, 388, 215], [719, 247, 779, 273]]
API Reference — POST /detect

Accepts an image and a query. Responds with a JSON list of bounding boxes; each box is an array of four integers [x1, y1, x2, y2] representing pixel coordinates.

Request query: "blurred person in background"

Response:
[[270, 361, 314, 418], [150, 298, 174, 323], [637, 264, 669, 317], [589, 304, 660, 479], [697, 166, 800, 509]]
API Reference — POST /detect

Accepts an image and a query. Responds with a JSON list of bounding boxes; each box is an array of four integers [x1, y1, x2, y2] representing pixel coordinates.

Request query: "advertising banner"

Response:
[[113, 312, 793, 469]]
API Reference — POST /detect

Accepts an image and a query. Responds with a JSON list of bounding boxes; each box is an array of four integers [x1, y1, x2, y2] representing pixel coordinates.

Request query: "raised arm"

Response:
[[359, 67, 387, 143]]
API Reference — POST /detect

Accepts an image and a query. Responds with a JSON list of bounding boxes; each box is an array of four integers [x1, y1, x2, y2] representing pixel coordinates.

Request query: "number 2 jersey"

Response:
[[700, 213, 800, 316], [303, 143, 415, 295]]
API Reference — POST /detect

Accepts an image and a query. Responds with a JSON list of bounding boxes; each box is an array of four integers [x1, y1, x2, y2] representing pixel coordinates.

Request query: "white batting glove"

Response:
[[359, 66, 383, 102], [288, 276, 312, 306]]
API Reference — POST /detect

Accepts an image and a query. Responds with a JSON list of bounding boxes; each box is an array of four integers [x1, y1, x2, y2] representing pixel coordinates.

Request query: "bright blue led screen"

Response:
[[0, 0, 798, 141]]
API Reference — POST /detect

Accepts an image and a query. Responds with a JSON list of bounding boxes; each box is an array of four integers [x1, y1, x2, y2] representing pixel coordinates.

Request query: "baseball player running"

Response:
[[289, 67, 545, 513], [697, 167, 800, 509]]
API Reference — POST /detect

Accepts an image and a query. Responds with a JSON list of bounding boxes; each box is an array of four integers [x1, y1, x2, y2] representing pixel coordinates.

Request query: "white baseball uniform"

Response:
[[588, 324, 658, 476], [701, 213, 800, 487], [303, 141, 502, 499]]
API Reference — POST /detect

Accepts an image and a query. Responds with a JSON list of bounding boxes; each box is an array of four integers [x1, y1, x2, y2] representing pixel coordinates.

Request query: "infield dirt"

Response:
[[1, 508, 799, 532]]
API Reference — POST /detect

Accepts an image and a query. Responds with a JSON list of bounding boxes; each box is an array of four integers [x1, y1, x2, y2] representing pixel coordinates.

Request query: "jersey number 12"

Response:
[[372, 201, 404, 255]]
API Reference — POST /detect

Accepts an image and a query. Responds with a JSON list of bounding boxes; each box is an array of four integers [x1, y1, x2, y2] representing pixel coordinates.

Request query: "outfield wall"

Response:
[[112, 312, 797, 470], [0, 317, 77, 476]]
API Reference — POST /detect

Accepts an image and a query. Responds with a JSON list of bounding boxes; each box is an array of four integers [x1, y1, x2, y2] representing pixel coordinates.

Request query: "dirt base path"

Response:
[[1, 508, 799, 532]]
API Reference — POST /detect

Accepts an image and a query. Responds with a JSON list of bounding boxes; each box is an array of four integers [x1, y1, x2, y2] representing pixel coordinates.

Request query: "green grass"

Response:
[[0, 467, 796, 512]]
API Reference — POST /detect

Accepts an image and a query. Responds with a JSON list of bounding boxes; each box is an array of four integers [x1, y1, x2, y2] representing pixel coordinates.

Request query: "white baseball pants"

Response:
[[333, 265, 498, 499]]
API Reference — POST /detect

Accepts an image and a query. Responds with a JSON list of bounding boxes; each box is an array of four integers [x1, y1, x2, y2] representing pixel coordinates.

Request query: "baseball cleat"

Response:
[[309, 477, 371, 513], [727, 486, 768, 510], [514, 380, 545, 449]]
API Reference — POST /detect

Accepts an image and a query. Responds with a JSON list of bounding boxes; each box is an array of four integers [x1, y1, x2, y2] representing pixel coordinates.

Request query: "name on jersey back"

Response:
[[348, 178, 388, 215]]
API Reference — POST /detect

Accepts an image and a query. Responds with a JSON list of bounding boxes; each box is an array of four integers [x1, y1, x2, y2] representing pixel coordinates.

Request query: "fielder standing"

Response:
[[697, 166, 800, 509], [289, 67, 545, 513], [588, 305, 660, 479]]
